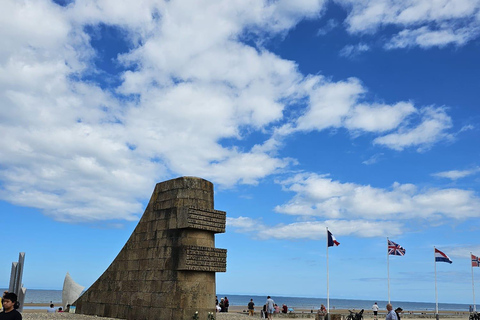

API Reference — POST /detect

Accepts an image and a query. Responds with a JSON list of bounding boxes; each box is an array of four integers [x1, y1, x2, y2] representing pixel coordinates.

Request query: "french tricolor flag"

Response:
[[327, 230, 340, 247], [435, 248, 452, 264]]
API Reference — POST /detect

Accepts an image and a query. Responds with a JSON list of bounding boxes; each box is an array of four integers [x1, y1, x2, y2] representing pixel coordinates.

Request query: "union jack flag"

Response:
[[472, 254, 480, 267], [388, 239, 406, 256]]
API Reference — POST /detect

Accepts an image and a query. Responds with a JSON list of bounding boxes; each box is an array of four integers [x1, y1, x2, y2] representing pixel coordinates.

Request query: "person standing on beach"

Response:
[[219, 298, 225, 312], [224, 296, 229, 312], [395, 307, 403, 320], [0, 292, 22, 320], [266, 296, 275, 320], [248, 299, 255, 316], [386, 304, 398, 320], [372, 302, 379, 320]]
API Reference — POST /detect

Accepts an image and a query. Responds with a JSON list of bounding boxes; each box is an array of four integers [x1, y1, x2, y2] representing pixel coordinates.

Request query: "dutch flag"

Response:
[[435, 248, 452, 264]]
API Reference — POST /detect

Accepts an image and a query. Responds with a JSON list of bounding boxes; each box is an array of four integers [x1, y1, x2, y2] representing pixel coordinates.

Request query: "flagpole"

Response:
[[434, 246, 438, 318], [387, 237, 390, 304], [472, 252, 476, 312], [326, 227, 330, 319]]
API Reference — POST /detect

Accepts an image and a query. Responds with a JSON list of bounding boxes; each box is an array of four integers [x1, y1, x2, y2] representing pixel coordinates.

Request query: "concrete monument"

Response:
[[62, 272, 85, 309], [8, 252, 26, 313], [75, 176, 227, 319]]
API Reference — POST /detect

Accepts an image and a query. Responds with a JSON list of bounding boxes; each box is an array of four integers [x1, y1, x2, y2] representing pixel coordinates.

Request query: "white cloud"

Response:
[[460, 124, 475, 132], [432, 167, 480, 180], [385, 26, 475, 49], [373, 107, 453, 151], [0, 0, 335, 222], [445, 245, 480, 259], [227, 170, 480, 240], [0, 0, 463, 224], [275, 173, 480, 220], [344, 102, 416, 132], [280, 78, 449, 152], [317, 19, 338, 35], [362, 153, 384, 165], [227, 216, 403, 239], [335, 0, 480, 48], [339, 43, 370, 58], [295, 76, 365, 131], [259, 220, 402, 239]]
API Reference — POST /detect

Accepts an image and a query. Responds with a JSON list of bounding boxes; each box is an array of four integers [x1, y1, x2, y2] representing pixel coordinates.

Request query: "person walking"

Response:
[[386, 304, 398, 320], [266, 296, 275, 320], [372, 302, 379, 320]]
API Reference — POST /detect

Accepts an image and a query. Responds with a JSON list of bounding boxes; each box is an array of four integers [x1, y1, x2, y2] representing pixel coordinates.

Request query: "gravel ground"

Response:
[[22, 314, 120, 320], [21, 312, 253, 320]]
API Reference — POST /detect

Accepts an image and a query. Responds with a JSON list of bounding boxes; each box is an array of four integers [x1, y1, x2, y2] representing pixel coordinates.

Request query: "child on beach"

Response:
[[0, 292, 22, 320]]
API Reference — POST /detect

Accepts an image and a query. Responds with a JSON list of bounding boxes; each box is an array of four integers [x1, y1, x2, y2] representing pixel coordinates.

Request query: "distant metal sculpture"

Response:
[[62, 272, 85, 309], [8, 252, 26, 313]]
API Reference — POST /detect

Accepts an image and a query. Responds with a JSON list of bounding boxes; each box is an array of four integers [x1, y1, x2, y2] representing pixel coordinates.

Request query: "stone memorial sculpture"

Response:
[[8, 252, 26, 313], [75, 176, 227, 319], [62, 272, 85, 309]]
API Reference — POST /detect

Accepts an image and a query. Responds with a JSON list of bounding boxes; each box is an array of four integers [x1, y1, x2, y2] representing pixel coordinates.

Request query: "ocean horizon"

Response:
[[4, 289, 472, 312]]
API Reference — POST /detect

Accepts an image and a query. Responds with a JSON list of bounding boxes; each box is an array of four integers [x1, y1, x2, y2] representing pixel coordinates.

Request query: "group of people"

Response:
[[215, 296, 230, 312], [1, 291, 71, 318], [246, 297, 292, 319], [374, 302, 403, 320], [248, 299, 402, 320], [0, 291, 22, 320], [47, 303, 65, 313]]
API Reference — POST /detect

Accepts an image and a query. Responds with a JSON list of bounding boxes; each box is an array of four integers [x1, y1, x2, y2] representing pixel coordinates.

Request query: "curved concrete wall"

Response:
[[75, 176, 227, 319]]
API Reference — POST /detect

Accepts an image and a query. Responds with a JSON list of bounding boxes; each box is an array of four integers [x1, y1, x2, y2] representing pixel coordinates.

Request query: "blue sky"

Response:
[[1, 0, 480, 305]]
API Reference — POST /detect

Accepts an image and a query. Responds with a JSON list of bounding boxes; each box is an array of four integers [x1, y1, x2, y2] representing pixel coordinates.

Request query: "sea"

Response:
[[3, 289, 471, 312]]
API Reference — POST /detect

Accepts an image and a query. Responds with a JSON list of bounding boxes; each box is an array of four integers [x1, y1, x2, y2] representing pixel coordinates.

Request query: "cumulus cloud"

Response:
[[344, 102, 416, 132], [227, 171, 480, 240], [295, 76, 365, 131], [275, 173, 480, 220], [373, 107, 453, 151], [1, 0, 326, 222], [279, 77, 450, 152], [0, 0, 464, 224]]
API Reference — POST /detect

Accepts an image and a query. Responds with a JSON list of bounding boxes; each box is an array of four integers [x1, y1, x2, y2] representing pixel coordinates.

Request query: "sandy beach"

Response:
[[19, 304, 471, 320]]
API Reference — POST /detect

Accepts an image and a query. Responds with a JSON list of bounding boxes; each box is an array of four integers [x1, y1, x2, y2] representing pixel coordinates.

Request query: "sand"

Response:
[[19, 313, 472, 320], [19, 304, 471, 320]]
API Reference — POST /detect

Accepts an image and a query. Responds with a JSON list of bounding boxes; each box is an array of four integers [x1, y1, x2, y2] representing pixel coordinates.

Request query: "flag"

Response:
[[327, 230, 340, 247], [472, 254, 480, 267], [435, 248, 452, 264], [388, 239, 406, 256]]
